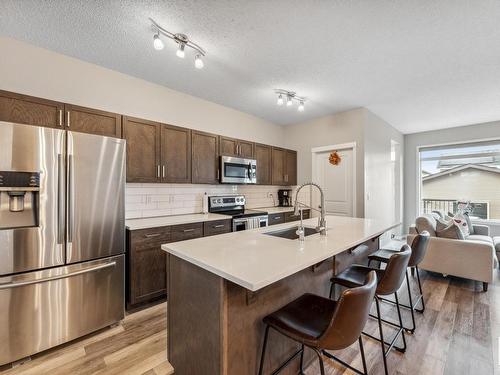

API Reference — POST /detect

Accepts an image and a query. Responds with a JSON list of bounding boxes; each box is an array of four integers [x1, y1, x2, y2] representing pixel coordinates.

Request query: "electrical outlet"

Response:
[[267, 192, 273, 198]]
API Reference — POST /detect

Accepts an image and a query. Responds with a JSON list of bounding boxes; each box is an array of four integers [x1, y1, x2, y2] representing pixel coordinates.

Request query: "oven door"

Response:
[[233, 218, 248, 232], [220, 156, 256, 184]]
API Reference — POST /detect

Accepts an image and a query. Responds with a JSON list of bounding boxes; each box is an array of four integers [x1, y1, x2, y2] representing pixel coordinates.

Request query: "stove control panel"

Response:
[[209, 195, 245, 209]]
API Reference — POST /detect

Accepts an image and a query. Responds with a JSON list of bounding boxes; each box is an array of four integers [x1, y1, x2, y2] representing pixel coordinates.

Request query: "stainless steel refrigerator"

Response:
[[0, 121, 125, 366]]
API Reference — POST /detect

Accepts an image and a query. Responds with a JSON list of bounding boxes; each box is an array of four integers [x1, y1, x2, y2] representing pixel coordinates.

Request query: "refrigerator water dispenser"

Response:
[[0, 171, 40, 229]]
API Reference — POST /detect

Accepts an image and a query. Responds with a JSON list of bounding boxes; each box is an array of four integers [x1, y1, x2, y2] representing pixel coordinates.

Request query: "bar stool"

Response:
[[330, 246, 411, 375], [258, 271, 377, 375], [367, 232, 430, 333]]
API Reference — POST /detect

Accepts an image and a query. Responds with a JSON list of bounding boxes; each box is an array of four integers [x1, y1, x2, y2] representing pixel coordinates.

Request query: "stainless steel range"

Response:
[[208, 195, 268, 231], [0, 122, 125, 366]]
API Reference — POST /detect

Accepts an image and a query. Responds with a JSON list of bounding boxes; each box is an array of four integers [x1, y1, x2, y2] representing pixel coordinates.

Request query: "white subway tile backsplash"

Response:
[[125, 183, 309, 219]]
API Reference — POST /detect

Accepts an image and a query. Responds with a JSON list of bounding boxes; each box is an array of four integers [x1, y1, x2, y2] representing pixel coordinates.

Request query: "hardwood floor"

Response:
[[0, 303, 172, 375], [1, 269, 498, 375]]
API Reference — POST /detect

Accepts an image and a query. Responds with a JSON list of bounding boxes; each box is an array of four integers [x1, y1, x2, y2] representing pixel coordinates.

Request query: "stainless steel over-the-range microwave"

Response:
[[220, 155, 257, 184]]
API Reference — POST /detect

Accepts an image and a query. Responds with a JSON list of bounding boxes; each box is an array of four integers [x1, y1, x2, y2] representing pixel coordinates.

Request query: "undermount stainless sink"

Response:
[[264, 226, 318, 240]]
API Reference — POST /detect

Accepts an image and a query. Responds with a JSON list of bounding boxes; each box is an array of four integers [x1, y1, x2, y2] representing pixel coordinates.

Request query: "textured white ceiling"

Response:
[[1, 0, 500, 133]]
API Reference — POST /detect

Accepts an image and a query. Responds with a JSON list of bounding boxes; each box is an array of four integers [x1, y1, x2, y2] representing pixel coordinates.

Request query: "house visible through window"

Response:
[[419, 140, 500, 220]]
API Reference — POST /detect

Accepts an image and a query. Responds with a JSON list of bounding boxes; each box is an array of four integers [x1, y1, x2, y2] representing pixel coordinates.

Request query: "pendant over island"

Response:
[[162, 216, 400, 375]]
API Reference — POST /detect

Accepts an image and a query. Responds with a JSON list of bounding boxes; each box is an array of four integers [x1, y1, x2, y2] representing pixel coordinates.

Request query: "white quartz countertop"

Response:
[[258, 206, 295, 214], [162, 216, 400, 291], [126, 213, 232, 230]]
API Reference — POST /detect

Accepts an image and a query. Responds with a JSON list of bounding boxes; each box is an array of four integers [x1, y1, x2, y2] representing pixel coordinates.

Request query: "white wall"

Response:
[[0, 37, 286, 146], [363, 110, 404, 219], [404, 120, 500, 230], [285, 108, 366, 217]]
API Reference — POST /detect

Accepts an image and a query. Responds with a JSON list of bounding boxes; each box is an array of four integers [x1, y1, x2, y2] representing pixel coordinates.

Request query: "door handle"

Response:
[[58, 109, 63, 127], [57, 154, 65, 244], [66, 111, 71, 127], [217, 169, 220, 180], [213, 224, 225, 228], [183, 228, 195, 233], [144, 233, 161, 238], [67, 154, 74, 243], [162, 165, 166, 178], [157, 165, 160, 178], [0, 261, 116, 290]]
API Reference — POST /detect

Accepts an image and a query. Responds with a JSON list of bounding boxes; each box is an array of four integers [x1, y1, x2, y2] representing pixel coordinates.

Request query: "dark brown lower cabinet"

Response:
[[127, 227, 171, 308], [284, 209, 310, 222], [127, 220, 224, 310], [204, 219, 232, 237]]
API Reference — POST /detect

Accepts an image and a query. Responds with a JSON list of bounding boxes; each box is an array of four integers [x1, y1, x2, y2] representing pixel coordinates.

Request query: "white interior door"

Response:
[[313, 148, 354, 217]]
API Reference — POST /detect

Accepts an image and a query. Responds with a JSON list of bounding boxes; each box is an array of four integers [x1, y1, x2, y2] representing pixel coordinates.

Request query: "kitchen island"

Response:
[[162, 216, 399, 375]]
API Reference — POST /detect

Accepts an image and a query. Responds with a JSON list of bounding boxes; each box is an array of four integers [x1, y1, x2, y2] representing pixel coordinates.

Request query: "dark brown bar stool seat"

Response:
[[368, 232, 430, 333], [330, 245, 412, 375], [258, 271, 377, 375]]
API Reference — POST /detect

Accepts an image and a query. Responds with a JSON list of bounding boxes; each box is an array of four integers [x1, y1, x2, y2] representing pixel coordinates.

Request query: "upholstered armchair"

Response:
[[408, 214, 498, 292]]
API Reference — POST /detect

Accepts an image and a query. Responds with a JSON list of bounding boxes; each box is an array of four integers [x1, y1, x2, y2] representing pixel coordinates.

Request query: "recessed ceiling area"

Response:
[[1, 0, 500, 134]]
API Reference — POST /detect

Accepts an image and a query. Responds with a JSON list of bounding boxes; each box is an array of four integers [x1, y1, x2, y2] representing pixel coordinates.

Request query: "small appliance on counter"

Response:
[[208, 195, 268, 231], [277, 189, 293, 207]]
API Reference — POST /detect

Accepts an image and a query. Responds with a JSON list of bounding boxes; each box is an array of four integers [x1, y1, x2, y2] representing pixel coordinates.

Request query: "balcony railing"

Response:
[[421, 199, 489, 219]]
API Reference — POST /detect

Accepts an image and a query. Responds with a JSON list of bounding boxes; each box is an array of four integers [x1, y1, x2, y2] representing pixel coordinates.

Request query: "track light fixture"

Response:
[[149, 18, 206, 69], [277, 94, 284, 106], [274, 89, 306, 112], [153, 33, 164, 50]]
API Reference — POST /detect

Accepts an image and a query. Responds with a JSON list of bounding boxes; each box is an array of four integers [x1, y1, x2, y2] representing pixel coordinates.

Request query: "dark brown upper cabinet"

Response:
[[0, 89, 64, 128], [192, 130, 219, 184], [161, 125, 191, 183], [64, 104, 122, 138], [123, 116, 161, 183], [255, 143, 272, 185], [285, 149, 297, 185], [219, 136, 254, 158], [271, 147, 286, 185]]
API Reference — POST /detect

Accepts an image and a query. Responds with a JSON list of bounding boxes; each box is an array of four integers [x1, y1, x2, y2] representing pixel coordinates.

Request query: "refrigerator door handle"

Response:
[[67, 154, 74, 243], [0, 261, 116, 290], [57, 154, 65, 244]]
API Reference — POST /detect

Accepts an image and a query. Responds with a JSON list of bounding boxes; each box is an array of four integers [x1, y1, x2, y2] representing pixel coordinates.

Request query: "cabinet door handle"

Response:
[[217, 169, 220, 180], [66, 111, 71, 127], [162, 165, 166, 178], [183, 228, 195, 233], [58, 109, 63, 127], [274, 216, 281, 220], [213, 224, 224, 228], [144, 233, 161, 238]]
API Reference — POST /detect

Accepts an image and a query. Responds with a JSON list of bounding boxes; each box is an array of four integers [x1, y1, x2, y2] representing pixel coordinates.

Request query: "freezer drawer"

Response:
[[0, 254, 124, 366]]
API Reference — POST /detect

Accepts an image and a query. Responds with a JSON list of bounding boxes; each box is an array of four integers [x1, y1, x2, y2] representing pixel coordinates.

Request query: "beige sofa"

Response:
[[408, 214, 498, 291]]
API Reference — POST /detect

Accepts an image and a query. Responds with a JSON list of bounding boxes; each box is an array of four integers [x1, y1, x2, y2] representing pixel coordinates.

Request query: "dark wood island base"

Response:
[[167, 236, 379, 375]]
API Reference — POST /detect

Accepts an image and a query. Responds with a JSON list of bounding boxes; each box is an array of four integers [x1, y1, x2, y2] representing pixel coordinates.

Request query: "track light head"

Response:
[[153, 33, 164, 50], [176, 43, 186, 58], [277, 94, 284, 106], [194, 54, 204, 69]]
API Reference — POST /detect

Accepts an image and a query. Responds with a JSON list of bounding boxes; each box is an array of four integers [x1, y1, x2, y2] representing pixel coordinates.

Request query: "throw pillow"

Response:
[[463, 212, 474, 235], [436, 222, 465, 240], [436, 218, 452, 232], [453, 213, 470, 237]]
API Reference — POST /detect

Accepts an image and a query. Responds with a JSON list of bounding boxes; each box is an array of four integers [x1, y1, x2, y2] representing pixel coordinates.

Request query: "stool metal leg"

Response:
[[375, 297, 389, 375], [416, 266, 425, 312], [258, 325, 270, 375], [312, 348, 325, 375], [299, 344, 304, 375], [394, 292, 407, 352], [359, 336, 368, 375], [405, 270, 417, 333]]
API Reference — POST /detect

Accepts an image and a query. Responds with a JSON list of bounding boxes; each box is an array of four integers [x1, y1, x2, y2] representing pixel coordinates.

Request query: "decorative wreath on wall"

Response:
[[329, 151, 341, 166]]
